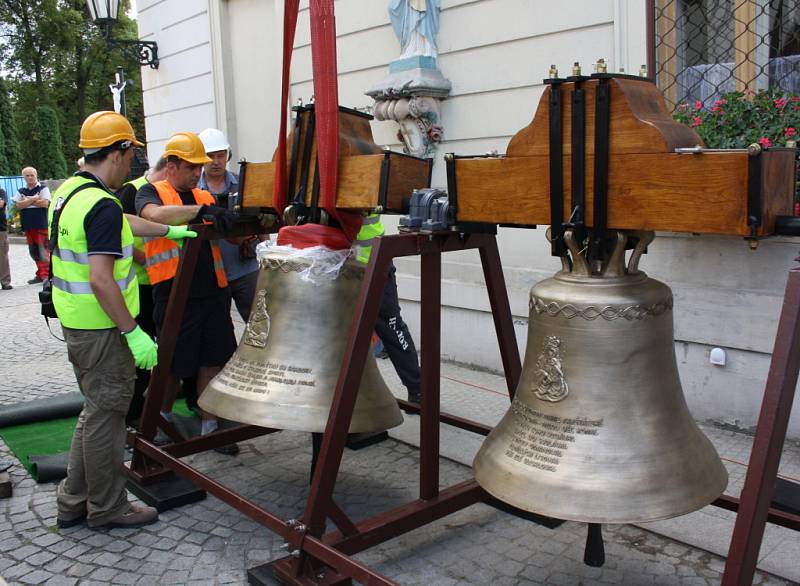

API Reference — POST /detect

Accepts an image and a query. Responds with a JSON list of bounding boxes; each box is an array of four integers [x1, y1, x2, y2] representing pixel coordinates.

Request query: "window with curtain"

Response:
[[656, 0, 800, 108]]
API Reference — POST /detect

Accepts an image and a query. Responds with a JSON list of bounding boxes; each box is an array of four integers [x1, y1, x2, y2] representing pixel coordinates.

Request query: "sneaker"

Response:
[[1, 284, 11, 290], [152, 428, 171, 446], [94, 504, 158, 529], [213, 443, 239, 456], [27, 276, 43, 284], [56, 511, 87, 529], [407, 390, 422, 404]]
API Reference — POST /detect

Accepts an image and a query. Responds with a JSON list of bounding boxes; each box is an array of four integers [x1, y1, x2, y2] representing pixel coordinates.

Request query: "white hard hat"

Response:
[[198, 128, 230, 154]]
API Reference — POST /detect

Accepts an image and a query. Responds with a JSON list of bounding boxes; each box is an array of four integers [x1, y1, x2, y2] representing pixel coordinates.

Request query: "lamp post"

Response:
[[86, 0, 159, 69]]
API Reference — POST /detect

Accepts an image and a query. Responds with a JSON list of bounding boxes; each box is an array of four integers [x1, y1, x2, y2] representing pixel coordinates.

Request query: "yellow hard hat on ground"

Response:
[[163, 132, 212, 165], [79, 111, 144, 151]]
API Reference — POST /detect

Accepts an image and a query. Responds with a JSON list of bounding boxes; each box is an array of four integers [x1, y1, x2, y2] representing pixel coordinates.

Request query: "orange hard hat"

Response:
[[79, 111, 143, 150], [162, 132, 212, 165]]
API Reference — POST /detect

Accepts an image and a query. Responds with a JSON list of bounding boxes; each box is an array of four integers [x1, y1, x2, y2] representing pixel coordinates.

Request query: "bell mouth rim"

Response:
[[553, 269, 648, 285]]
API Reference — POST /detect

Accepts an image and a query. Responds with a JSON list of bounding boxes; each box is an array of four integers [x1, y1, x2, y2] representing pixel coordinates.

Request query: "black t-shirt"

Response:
[[135, 182, 221, 301], [59, 173, 123, 256], [117, 182, 138, 215], [85, 199, 123, 256]]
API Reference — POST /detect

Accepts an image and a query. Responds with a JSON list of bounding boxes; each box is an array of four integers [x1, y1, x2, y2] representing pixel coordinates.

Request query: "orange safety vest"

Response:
[[143, 181, 228, 288]]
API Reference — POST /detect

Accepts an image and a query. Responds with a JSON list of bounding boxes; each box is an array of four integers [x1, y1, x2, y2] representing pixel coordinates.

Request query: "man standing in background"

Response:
[[197, 128, 259, 321], [0, 187, 11, 290], [15, 167, 51, 284]]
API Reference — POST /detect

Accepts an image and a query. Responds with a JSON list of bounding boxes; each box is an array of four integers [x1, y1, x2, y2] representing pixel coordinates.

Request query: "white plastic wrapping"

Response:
[[255, 240, 353, 284]]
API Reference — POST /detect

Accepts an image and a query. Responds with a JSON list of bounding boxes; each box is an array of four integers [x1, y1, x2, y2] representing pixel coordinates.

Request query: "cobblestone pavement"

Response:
[[0, 241, 798, 585]]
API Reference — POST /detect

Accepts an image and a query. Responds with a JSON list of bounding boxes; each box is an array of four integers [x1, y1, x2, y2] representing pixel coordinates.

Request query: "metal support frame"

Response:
[[131, 220, 280, 483], [719, 266, 800, 585], [129, 229, 524, 584]]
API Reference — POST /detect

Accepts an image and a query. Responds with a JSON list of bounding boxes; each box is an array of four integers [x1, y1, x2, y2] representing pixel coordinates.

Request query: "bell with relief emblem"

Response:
[[199, 247, 403, 433], [473, 230, 727, 524]]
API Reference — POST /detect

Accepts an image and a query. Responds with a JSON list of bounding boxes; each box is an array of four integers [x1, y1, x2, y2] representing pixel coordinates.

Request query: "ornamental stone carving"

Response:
[[366, 0, 451, 159]]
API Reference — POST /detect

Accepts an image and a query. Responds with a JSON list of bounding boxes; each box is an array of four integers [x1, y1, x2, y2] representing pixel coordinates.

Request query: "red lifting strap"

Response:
[[309, 0, 362, 242], [272, 0, 300, 215], [274, 0, 363, 243]]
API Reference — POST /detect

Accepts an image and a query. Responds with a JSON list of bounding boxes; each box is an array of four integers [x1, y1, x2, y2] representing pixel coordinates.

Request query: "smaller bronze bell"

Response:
[[200, 248, 403, 433]]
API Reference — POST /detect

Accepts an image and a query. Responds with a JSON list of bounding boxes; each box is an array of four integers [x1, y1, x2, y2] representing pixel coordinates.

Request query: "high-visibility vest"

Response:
[[142, 181, 228, 288], [48, 176, 138, 329], [125, 175, 150, 285], [353, 213, 385, 264]]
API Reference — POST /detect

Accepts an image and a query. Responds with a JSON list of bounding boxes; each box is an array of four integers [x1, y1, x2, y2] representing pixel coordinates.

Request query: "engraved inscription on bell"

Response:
[[243, 289, 270, 348], [533, 335, 569, 402]]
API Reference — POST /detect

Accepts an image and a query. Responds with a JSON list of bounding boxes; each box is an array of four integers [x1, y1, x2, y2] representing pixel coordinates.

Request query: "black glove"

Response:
[[196, 204, 236, 235]]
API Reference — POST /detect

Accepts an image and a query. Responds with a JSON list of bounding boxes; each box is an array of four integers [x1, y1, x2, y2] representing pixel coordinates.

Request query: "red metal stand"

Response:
[[128, 229, 524, 584], [719, 265, 800, 586], [130, 222, 279, 494]]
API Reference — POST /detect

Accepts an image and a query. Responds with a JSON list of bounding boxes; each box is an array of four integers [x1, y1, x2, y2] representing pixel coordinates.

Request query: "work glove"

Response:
[[163, 224, 197, 247], [123, 325, 159, 370], [163, 225, 198, 240], [197, 204, 237, 235]]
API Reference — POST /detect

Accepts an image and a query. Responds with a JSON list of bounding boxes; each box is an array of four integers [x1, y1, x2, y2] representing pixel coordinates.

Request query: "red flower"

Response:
[[690, 116, 703, 128], [758, 137, 773, 148], [786, 127, 797, 138], [774, 98, 788, 109], [693, 100, 703, 110]]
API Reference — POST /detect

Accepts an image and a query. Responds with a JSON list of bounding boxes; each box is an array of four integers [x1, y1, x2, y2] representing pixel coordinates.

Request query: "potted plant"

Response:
[[673, 89, 800, 214]]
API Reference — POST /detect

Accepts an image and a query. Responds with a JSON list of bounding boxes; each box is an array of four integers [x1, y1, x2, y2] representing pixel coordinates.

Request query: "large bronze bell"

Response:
[[199, 248, 403, 433], [474, 230, 727, 524]]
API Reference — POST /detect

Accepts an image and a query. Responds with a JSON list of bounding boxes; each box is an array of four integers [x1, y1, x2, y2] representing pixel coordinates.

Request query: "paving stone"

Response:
[[26, 550, 57, 566], [18, 569, 55, 584], [88, 566, 118, 581], [66, 562, 96, 578], [43, 576, 79, 586]]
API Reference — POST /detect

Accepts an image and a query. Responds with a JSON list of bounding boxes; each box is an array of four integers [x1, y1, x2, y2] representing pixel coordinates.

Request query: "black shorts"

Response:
[[153, 293, 237, 378]]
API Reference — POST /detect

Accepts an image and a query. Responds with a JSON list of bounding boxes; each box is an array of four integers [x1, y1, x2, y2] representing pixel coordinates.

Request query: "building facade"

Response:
[[137, 0, 800, 439]]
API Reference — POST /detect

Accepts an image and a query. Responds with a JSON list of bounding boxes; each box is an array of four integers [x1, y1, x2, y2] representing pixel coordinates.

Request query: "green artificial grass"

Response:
[[0, 416, 77, 476], [0, 398, 194, 478]]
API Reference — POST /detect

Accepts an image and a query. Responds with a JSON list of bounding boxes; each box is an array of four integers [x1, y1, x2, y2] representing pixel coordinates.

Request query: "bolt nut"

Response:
[[572, 62, 581, 76]]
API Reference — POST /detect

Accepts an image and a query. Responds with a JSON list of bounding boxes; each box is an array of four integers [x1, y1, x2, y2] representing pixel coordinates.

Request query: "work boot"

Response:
[[407, 389, 422, 404], [93, 504, 158, 529], [1, 284, 12, 290], [27, 276, 43, 284], [56, 511, 87, 529]]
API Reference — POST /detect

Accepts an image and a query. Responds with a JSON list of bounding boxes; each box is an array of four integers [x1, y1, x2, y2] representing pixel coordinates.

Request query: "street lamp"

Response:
[[86, 0, 159, 69]]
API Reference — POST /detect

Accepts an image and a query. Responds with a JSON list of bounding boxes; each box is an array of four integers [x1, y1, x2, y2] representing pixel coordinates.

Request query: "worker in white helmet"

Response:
[[197, 128, 259, 322]]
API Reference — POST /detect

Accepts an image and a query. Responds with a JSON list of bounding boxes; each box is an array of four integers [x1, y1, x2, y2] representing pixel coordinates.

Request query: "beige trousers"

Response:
[[57, 327, 136, 526]]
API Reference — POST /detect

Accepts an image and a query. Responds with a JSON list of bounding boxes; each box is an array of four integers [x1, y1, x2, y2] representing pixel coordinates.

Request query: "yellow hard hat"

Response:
[[79, 111, 143, 150], [163, 132, 212, 165]]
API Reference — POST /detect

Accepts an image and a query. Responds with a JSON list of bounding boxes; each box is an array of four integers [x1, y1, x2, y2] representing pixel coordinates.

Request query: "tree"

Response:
[[0, 127, 10, 175], [31, 106, 67, 179], [0, 0, 146, 172], [0, 77, 22, 174]]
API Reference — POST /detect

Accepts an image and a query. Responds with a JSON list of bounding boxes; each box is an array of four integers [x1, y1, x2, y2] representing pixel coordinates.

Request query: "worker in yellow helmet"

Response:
[[50, 111, 197, 530], [136, 131, 239, 455]]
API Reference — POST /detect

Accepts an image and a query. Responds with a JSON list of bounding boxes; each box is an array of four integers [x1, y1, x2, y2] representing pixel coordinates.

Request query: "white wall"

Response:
[[136, 0, 220, 163], [139, 0, 800, 439]]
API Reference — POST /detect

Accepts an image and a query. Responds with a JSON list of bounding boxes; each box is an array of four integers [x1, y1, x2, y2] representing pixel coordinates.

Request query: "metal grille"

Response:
[[655, 0, 800, 110]]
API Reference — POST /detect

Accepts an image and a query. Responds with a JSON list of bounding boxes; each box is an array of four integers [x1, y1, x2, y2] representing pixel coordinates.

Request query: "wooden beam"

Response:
[[656, 0, 679, 109], [735, 0, 758, 92]]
